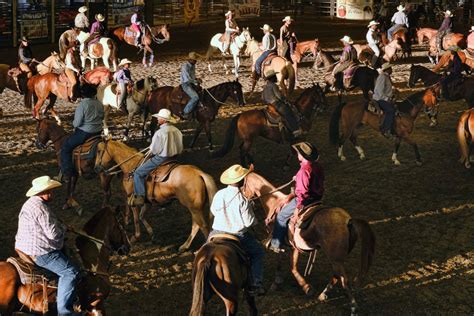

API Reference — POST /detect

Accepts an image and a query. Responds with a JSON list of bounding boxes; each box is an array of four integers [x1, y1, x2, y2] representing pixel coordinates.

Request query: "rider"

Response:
[[180, 52, 203, 120], [436, 10, 453, 52], [114, 58, 134, 112], [366, 20, 381, 68], [331, 35, 358, 90], [65, 45, 81, 101], [131, 8, 144, 49], [388, 4, 409, 41], [255, 24, 277, 78], [269, 142, 324, 253], [441, 49, 463, 100], [223, 10, 239, 55], [373, 63, 395, 138], [279, 16, 296, 60], [60, 84, 104, 183], [74, 6, 89, 32], [15, 175, 80, 315], [18, 36, 34, 78], [130, 108, 183, 207], [262, 69, 302, 138], [210, 164, 265, 296], [83, 13, 106, 55]]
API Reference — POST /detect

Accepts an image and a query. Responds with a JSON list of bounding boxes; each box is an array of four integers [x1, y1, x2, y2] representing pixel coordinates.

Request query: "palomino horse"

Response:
[[329, 88, 439, 165], [35, 118, 113, 214], [76, 32, 119, 71], [146, 81, 245, 150], [0, 206, 130, 315], [97, 76, 158, 140], [457, 108, 474, 168], [246, 39, 295, 96], [433, 50, 474, 73], [112, 24, 170, 67], [242, 171, 375, 315], [284, 39, 318, 86], [416, 27, 438, 45], [205, 27, 252, 77], [211, 84, 327, 166], [0, 64, 28, 95], [94, 140, 218, 251], [428, 33, 465, 63], [58, 28, 79, 59], [35, 52, 65, 75]]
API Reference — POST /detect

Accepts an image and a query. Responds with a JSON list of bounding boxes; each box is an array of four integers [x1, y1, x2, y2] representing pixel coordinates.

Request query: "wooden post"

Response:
[[51, 0, 55, 44], [12, 0, 17, 47]]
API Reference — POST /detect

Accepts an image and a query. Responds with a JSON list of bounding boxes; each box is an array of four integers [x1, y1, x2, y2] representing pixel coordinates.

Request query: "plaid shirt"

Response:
[[15, 196, 65, 256]]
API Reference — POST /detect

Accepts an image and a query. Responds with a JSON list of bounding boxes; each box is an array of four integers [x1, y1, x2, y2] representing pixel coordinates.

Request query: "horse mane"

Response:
[[397, 90, 425, 113], [295, 84, 318, 105]]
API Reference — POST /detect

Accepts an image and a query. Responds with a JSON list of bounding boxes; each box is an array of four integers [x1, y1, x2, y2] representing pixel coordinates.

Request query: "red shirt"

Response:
[[295, 160, 324, 209]]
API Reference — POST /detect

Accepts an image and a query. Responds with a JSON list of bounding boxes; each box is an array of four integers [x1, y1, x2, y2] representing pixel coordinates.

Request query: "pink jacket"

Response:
[[468, 32, 474, 50]]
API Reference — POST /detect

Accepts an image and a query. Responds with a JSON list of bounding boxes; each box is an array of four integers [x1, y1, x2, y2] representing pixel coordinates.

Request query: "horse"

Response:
[[408, 64, 442, 87], [0, 206, 130, 315], [94, 140, 218, 251], [427, 33, 465, 63], [283, 39, 318, 86], [313, 49, 377, 101], [0, 64, 28, 95], [80, 67, 113, 87], [211, 84, 327, 167], [241, 171, 375, 316], [58, 28, 80, 60], [35, 52, 65, 75], [353, 39, 402, 64], [35, 118, 113, 214], [379, 26, 411, 58], [246, 39, 295, 96], [97, 76, 158, 140], [416, 27, 438, 45], [457, 108, 474, 168], [433, 50, 474, 73], [329, 88, 440, 165], [76, 32, 119, 71], [205, 27, 252, 77], [146, 81, 245, 150], [112, 24, 170, 67]]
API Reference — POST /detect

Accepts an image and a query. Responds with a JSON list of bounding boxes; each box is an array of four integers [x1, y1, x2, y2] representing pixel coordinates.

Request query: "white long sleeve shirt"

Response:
[[366, 28, 379, 46], [75, 13, 89, 29], [391, 11, 409, 27], [225, 19, 238, 32], [149, 123, 183, 157], [65, 51, 79, 73], [262, 33, 277, 51]]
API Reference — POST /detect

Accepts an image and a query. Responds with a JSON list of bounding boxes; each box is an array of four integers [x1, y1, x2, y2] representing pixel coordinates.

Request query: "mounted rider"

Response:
[[436, 10, 453, 52], [114, 58, 133, 111], [131, 8, 144, 49], [279, 16, 297, 61], [18, 36, 34, 78], [388, 5, 409, 41], [180, 52, 203, 120], [262, 69, 302, 138], [64, 44, 81, 101], [15, 175, 80, 315], [223, 10, 239, 55], [366, 20, 381, 68], [331, 35, 358, 90], [74, 6, 89, 32], [268, 142, 324, 253], [129, 109, 183, 207], [441, 48, 463, 100], [82, 13, 106, 55], [255, 24, 277, 78], [373, 63, 395, 138], [209, 164, 266, 296]]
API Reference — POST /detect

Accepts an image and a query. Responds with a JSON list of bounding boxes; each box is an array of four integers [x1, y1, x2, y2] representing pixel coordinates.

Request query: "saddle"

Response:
[[287, 203, 326, 253], [208, 233, 248, 264], [262, 105, 282, 128], [261, 52, 278, 76], [367, 99, 384, 115], [7, 256, 58, 287], [170, 84, 202, 106], [148, 160, 179, 183], [72, 135, 102, 175], [342, 63, 360, 88], [218, 32, 237, 43], [125, 26, 137, 38], [463, 48, 474, 60]]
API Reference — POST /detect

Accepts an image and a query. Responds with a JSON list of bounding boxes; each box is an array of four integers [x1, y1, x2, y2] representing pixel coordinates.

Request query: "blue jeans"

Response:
[[377, 100, 395, 133], [271, 197, 297, 249], [255, 50, 273, 76], [118, 81, 127, 108], [60, 129, 97, 177], [34, 250, 80, 316], [133, 155, 167, 196], [387, 24, 402, 41], [209, 230, 264, 287], [182, 83, 200, 114]]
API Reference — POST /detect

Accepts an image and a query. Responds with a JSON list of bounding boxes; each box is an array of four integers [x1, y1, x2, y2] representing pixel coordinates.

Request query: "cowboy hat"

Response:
[[152, 108, 176, 122], [292, 142, 319, 161], [95, 14, 105, 22], [379, 62, 392, 71], [78, 6, 88, 13], [264, 69, 279, 78], [367, 20, 380, 28], [80, 84, 97, 98], [397, 4, 405, 11], [444, 10, 453, 17], [340, 35, 353, 44], [26, 176, 62, 197], [118, 58, 132, 67], [470, 26, 474, 32], [188, 51, 198, 60], [220, 164, 251, 185], [225, 10, 233, 17], [260, 24, 273, 32], [282, 16, 294, 22], [19, 36, 29, 43]]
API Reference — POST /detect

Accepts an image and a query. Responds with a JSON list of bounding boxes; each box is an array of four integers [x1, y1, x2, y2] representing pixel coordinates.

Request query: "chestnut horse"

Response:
[[457, 108, 474, 168], [433, 50, 474, 73], [242, 171, 375, 315], [281, 39, 318, 86], [416, 27, 438, 45], [80, 66, 113, 86], [0, 64, 28, 95], [428, 33, 465, 63], [0, 206, 130, 315], [94, 140, 217, 251]]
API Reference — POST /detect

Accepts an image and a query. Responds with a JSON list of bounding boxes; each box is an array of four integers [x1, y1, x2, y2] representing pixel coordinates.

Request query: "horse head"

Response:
[[35, 118, 56, 149], [94, 140, 113, 174], [240, 27, 252, 43], [408, 64, 418, 87], [242, 171, 287, 216], [229, 80, 245, 106], [107, 206, 131, 255]]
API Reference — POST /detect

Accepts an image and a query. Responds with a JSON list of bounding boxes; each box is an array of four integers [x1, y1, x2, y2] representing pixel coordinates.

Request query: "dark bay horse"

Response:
[[0, 206, 130, 315], [0, 64, 28, 95], [433, 50, 474, 73], [329, 89, 439, 165], [211, 84, 327, 166], [408, 64, 442, 87], [146, 81, 245, 150], [35, 119, 113, 215], [242, 171, 375, 315], [457, 108, 474, 168]]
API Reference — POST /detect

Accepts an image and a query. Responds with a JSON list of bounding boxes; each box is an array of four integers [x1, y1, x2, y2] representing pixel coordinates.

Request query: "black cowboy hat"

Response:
[[292, 142, 319, 161], [80, 84, 97, 98]]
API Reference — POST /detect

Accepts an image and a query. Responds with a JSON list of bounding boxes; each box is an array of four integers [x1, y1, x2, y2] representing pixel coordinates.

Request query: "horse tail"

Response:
[[211, 114, 240, 158], [25, 78, 35, 109], [329, 100, 346, 144], [189, 249, 211, 316], [349, 218, 375, 284], [283, 61, 295, 95], [457, 110, 472, 165], [199, 171, 217, 223], [108, 39, 118, 67]]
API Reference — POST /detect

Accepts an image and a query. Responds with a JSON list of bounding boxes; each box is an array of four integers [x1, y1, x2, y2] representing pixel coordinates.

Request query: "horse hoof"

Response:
[[393, 160, 401, 166], [318, 292, 328, 302], [416, 160, 423, 167], [429, 121, 438, 127]]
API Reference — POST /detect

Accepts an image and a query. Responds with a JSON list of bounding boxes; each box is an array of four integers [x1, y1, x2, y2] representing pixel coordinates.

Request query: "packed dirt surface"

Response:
[[0, 18, 473, 315]]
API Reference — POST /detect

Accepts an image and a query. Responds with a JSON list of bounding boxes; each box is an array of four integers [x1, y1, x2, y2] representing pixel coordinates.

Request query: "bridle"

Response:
[[35, 121, 68, 149]]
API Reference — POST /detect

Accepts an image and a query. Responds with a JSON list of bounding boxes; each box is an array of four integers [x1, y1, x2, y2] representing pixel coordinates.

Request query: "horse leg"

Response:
[[100, 173, 113, 207], [32, 97, 46, 120], [290, 248, 313, 295], [45, 94, 61, 125], [349, 133, 365, 160], [250, 72, 258, 94], [403, 136, 422, 166], [271, 253, 285, 291], [204, 121, 213, 151], [178, 209, 205, 252], [223, 54, 229, 75], [139, 203, 154, 241], [392, 137, 402, 165], [244, 291, 258, 316], [123, 110, 135, 142], [239, 140, 254, 167], [130, 206, 142, 243], [429, 105, 440, 127], [142, 50, 147, 67], [333, 263, 358, 316], [189, 123, 203, 149], [318, 275, 338, 301]]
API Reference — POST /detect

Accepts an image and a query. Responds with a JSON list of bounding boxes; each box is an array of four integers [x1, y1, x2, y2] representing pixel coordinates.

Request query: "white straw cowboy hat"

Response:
[[397, 4, 405, 11], [220, 164, 251, 185], [470, 26, 474, 32], [188, 51, 198, 60], [152, 108, 176, 122], [118, 58, 132, 67], [225, 10, 233, 17], [367, 20, 380, 28], [78, 6, 88, 13], [444, 10, 453, 17], [95, 14, 105, 22], [26, 176, 61, 197], [282, 16, 294, 22], [260, 24, 273, 32], [264, 69, 279, 78], [340, 35, 353, 44]]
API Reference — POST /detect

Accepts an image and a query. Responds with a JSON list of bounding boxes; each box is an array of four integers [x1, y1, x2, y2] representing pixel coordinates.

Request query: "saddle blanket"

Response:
[[125, 26, 137, 38], [73, 135, 102, 161], [7, 257, 58, 287], [208, 234, 248, 264]]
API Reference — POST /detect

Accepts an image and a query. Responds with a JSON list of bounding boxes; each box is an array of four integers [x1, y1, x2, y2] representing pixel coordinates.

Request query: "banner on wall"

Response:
[[336, 0, 373, 20], [109, 2, 144, 28], [229, 0, 260, 18], [184, 0, 200, 24], [20, 11, 48, 39]]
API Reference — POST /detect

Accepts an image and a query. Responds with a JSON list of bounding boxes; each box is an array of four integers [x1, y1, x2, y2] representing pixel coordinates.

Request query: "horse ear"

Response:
[[249, 164, 255, 172]]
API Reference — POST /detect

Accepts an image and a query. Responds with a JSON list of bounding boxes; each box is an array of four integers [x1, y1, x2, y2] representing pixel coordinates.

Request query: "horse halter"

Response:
[[94, 140, 111, 174], [35, 121, 67, 150]]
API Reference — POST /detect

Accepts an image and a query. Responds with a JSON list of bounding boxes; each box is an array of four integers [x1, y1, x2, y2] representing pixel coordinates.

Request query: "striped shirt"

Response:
[[15, 196, 66, 256]]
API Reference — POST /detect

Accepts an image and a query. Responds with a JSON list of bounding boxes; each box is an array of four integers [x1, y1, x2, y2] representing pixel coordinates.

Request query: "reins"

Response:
[[203, 85, 237, 107], [99, 141, 149, 175], [248, 178, 295, 202]]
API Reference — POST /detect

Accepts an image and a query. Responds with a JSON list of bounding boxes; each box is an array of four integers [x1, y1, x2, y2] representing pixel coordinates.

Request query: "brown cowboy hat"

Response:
[[292, 142, 319, 161]]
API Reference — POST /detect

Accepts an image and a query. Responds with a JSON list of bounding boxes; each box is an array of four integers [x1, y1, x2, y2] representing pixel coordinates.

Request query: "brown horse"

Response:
[[94, 140, 217, 251], [329, 88, 439, 165], [433, 50, 474, 72], [112, 24, 170, 67], [428, 33, 465, 63], [0, 206, 130, 315], [58, 28, 79, 60], [380, 27, 411, 58], [416, 27, 438, 45], [283, 39, 318, 86], [0, 64, 28, 95], [242, 171, 375, 315], [212, 84, 327, 166], [457, 108, 474, 168], [35, 118, 113, 215], [80, 66, 113, 86]]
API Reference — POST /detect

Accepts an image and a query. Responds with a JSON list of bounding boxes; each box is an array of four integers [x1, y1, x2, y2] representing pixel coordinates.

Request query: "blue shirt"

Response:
[[180, 61, 197, 85], [114, 68, 132, 84], [73, 98, 104, 134]]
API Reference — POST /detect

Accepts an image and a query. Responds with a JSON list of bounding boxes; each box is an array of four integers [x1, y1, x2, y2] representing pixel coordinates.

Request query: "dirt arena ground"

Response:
[[0, 18, 473, 315]]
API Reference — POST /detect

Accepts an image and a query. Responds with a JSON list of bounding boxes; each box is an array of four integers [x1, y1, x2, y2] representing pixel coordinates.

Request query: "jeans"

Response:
[[133, 155, 168, 196], [60, 129, 97, 177], [118, 81, 127, 108], [182, 83, 200, 114], [377, 100, 395, 133], [387, 24, 402, 41], [255, 50, 273, 76], [34, 250, 80, 316], [271, 197, 296, 249], [274, 100, 300, 133]]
